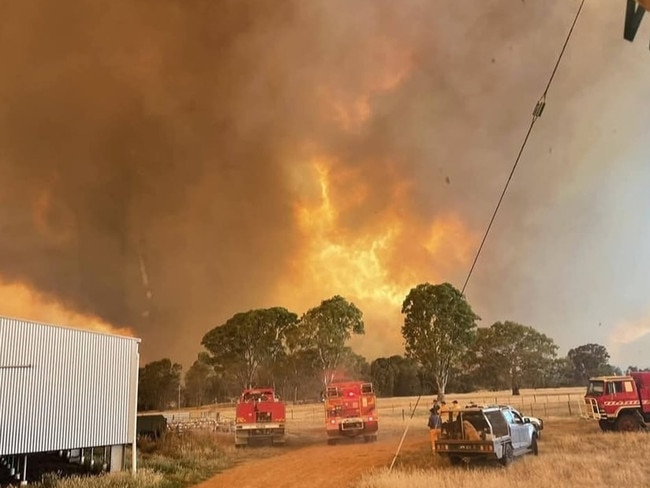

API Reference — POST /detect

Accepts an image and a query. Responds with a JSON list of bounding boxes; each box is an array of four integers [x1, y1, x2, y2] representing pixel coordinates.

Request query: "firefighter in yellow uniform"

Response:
[[450, 400, 461, 421], [428, 406, 442, 451]]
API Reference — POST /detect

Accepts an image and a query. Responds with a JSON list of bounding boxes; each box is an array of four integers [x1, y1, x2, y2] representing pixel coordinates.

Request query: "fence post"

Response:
[[543, 404, 547, 417], [568, 401, 573, 416], [402, 409, 405, 421]]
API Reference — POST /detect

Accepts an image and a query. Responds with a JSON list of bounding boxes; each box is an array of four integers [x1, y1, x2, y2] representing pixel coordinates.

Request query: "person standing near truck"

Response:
[[428, 405, 442, 450]]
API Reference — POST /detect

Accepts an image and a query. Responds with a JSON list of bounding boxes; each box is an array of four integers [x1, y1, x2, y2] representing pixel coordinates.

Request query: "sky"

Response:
[[1, 0, 650, 370]]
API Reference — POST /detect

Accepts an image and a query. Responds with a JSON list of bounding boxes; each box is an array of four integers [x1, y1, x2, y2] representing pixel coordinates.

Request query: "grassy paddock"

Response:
[[130, 430, 233, 488], [35, 470, 166, 488], [354, 417, 650, 488], [32, 431, 236, 488]]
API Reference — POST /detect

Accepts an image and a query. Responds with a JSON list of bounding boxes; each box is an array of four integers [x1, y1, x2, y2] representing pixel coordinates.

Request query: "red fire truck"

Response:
[[582, 371, 650, 431], [324, 381, 378, 444], [234, 387, 286, 446]]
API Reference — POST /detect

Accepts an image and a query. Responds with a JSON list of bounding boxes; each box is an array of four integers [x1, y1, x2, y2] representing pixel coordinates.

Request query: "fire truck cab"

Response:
[[324, 381, 378, 445], [582, 371, 650, 431], [234, 387, 286, 446]]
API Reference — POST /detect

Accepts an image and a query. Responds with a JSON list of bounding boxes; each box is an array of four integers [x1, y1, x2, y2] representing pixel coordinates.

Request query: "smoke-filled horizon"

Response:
[[2, 1, 650, 369]]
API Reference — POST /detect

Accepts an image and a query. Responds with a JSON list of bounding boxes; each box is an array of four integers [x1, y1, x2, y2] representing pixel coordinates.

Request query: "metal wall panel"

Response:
[[0, 316, 140, 455]]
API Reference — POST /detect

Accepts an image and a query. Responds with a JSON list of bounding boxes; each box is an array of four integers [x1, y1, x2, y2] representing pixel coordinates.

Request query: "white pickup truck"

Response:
[[434, 405, 539, 466]]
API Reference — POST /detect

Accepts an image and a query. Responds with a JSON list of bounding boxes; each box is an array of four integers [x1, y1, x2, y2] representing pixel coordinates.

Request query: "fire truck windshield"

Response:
[[586, 380, 605, 397]]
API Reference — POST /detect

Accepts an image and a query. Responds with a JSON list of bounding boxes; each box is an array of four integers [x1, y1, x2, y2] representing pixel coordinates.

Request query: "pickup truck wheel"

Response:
[[616, 414, 640, 432], [499, 443, 514, 467], [530, 435, 539, 456], [449, 455, 462, 466]]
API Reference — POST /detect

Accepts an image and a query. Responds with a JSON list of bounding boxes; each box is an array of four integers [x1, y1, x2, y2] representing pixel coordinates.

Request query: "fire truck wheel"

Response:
[[598, 420, 614, 432], [616, 414, 641, 432]]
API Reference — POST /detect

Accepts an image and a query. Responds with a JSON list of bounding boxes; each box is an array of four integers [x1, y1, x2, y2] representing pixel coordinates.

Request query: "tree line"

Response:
[[137, 282, 645, 411]]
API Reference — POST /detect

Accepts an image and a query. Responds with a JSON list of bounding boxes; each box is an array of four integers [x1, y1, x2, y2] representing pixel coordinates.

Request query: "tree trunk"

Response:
[[436, 376, 446, 402], [511, 383, 520, 396]]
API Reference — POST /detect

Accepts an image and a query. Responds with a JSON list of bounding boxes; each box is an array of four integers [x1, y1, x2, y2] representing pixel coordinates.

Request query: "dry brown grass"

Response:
[[354, 418, 650, 488]]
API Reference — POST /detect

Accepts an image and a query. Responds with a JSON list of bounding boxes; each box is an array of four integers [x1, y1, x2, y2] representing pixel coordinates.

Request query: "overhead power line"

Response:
[[460, 0, 586, 295], [389, 0, 587, 472]]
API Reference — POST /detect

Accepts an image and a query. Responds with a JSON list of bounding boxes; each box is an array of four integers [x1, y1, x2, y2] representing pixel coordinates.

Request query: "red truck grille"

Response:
[[256, 411, 272, 422]]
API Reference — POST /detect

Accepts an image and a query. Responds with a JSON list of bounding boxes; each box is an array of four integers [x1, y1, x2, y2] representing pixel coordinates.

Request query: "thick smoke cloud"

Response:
[[1, 1, 649, 366]]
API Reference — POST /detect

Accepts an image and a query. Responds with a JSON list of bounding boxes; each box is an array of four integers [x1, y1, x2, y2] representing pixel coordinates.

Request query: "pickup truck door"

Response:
[[501, 408, 523, 449], [509, 410, 529, 449]]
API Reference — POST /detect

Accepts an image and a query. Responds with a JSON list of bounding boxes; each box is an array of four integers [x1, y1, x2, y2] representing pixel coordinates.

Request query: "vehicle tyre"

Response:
[[530, 435, 539, 456], [449, 455, 462, 466], [327, 438, 337, 446], [499, 443, 514, 467], [616, 414, 640, 432], [598, 420, 614, 432]]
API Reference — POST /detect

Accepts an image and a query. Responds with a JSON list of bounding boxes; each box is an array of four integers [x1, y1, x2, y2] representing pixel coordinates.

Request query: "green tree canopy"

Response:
[[370, 355, 421, 397], [184, 353, 220, 407], [628, 365, 650, 373], [401, 282, 479, 401], [138, 358, 182, 411], [568, 343, 616, 384], [472, 321, 558, 395], [288, 295, 364, 386], [545, 357, 577, 388], [201, 307, 298, 389]]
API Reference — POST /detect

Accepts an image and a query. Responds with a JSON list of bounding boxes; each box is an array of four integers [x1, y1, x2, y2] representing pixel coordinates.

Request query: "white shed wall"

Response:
[[0, 316, 140, 455]]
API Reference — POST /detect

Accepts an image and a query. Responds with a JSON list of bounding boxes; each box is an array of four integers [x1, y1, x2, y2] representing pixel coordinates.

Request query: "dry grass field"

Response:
[[191, 387, 650, 488], [39, 387, 649, 488], [355, 417, 650, 488]]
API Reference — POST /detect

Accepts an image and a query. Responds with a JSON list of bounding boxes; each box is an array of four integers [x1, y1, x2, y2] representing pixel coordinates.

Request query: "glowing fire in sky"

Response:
[[275, 155, 477, 356], [0, 279, 133, 337]]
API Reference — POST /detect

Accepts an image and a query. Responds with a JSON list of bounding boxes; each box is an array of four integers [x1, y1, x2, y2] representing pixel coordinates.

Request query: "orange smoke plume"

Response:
[[276, 156, 477, 358], [0, 279, 134, 337], [609, 313, 650, 346], [318, 41, 413, 132]]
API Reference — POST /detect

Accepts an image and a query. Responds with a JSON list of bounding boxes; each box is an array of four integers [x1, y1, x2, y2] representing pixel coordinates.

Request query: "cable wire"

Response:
[[461, 0, 585, 295], [388, 0, 586, 472]]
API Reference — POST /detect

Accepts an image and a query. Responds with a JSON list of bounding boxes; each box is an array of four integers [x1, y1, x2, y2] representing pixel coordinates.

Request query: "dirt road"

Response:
[[195, 427, 429, 488]]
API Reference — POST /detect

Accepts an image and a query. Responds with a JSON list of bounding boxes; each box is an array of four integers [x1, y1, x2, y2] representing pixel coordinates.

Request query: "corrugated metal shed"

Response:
[[0, 316, 140, 456]]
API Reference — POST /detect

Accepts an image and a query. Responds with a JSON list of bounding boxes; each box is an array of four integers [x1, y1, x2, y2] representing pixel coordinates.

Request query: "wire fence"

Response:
[[156, 388, 588, 430]]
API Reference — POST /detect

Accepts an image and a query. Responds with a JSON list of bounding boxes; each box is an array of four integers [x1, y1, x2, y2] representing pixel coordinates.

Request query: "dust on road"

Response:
[[195, 427, 430, 488]]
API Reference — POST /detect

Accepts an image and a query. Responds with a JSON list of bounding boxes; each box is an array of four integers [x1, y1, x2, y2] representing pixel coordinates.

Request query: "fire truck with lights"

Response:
[[234, 387, 286, 446], [581, 371, 650, 431], [324, 381, 378, 444]]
